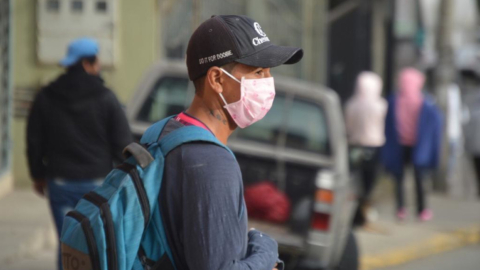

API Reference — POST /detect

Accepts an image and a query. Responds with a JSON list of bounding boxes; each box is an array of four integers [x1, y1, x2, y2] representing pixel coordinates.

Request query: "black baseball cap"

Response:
[[186, 15, 304, 81]]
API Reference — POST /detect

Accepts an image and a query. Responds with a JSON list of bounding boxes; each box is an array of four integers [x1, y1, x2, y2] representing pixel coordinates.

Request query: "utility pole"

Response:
[[433, 0, 455, 192], [435, 0, 455, 105], [302, 0, 328, 83], [192, 0, 201, 31]]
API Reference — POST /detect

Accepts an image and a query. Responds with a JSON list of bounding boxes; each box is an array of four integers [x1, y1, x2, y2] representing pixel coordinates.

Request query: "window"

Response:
[[285, 98, 330, 155], [236, 95, 330, 155], [71, 0, 83, 12], [136, 77, 190, 123], [38, 0, 117, 66], [136, 79, 330, 155], [96, 1, 107, 13], [46, 0, 60, 12]]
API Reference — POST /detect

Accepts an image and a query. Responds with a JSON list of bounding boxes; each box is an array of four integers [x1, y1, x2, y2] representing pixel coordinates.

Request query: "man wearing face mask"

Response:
[[157, 15, 303, 270]]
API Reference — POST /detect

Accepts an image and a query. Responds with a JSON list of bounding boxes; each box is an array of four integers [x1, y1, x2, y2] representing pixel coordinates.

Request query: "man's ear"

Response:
[[206, 66, 225, 94]]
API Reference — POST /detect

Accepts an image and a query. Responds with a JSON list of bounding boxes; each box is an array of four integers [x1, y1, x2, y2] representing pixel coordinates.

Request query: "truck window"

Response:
[[236, 95, 330, 155], [286, 98, 330, 155], [136, 76, 189, 123]]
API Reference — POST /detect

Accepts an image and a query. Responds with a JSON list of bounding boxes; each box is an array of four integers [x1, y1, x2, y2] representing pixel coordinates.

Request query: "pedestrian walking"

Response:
[[26, 38, 133, 270], [345, 72, 387, 226], [381, 67, 443, 221]]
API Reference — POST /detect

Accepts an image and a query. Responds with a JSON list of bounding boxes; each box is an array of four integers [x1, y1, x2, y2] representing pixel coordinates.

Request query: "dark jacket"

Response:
[[27, 69, 133, 181], [381, 94, 443, 176]]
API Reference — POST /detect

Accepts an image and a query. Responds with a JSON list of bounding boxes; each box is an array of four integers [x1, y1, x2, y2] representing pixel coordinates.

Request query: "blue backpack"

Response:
[[60, 116, 232, 270]]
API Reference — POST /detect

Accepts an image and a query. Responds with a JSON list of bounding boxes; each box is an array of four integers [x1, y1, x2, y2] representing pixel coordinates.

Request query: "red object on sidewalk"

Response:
[[244, 182, 291, 223]]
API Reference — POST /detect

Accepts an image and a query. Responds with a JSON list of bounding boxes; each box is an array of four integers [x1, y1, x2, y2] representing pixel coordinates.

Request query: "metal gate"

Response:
[[0, 0, 12, 175]]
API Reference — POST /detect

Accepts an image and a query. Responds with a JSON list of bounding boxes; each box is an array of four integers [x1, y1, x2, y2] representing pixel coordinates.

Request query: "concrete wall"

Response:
[[12, 0, 160, 187], [0, 172, 13, 199]]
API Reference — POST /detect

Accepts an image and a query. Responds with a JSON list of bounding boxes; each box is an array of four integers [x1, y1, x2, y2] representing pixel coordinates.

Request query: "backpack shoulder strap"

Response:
[[159, 125, 234, 157], [122, 143, 154, 169], [140, 116, 175, 145]]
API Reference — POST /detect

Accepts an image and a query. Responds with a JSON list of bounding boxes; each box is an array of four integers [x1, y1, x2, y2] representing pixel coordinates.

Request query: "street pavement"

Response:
[[2, 249, 55, 270], [358, 173, 480, 270], [380, 245, 480, 270], [0, 175, 479, 270], [0, 191, 56, 270], [4, 244, 480, 270]]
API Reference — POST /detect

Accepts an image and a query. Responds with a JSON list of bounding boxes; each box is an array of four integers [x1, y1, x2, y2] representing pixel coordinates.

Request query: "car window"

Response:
[[136, 76, 189, 123], [236, 94, 330, 155], [285, 98, 330, 155], [136, 77, 330, 156], [235, 94, 287, 145]]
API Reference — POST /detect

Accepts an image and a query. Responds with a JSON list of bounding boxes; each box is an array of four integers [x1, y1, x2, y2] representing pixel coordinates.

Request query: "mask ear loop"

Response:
[[218, 68, 241, 106], [219, 92, 229, 106], [220, 68, 241, 83]]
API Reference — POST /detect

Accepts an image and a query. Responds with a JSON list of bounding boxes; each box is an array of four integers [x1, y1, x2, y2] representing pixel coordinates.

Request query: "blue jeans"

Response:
[[47, 178, 102, 270]]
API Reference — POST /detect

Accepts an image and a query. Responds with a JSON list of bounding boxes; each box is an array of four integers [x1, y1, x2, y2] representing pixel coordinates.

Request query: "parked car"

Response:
[[126, 61, 359, 270]]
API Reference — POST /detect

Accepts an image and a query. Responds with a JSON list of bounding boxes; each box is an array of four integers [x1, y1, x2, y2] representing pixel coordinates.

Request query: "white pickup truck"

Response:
[[126, 62, 359, 270]]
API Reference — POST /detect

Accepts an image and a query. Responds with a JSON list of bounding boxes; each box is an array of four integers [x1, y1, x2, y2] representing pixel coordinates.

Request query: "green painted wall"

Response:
[[12, 0, 160, 188]]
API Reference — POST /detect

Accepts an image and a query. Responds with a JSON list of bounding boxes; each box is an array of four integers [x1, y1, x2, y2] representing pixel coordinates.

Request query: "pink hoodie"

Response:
[[396, 68, 425, 146]]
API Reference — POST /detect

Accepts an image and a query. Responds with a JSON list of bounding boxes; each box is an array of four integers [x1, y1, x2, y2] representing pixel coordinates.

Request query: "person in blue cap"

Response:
[[26, 37, 133, 270]]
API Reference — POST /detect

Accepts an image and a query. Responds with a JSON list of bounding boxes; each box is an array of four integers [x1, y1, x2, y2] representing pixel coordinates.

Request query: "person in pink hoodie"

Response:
[[345, 72, 387, 226]]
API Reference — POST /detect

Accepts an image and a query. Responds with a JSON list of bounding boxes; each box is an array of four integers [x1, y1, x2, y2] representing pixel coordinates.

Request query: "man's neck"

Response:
[[186, 97, 235, 145]]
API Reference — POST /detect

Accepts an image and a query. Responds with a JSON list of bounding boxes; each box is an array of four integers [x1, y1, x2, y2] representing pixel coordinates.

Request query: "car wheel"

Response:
[[337, 231, 359, 270]]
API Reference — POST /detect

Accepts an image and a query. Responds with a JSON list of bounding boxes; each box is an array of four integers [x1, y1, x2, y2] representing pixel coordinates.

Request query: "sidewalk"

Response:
[[0, 191, 56, 268], [1, 188, 479, 270], [357, 194, 480, 270]]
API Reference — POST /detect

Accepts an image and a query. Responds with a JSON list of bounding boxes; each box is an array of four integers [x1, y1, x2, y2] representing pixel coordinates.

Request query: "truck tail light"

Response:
[[311, 189, 334, 231], [311, 212, 330, 231], [312, 171, 335, 232]]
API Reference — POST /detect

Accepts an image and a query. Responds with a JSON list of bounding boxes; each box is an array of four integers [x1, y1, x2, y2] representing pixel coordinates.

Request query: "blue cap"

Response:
[[60, 38, 99, 67]]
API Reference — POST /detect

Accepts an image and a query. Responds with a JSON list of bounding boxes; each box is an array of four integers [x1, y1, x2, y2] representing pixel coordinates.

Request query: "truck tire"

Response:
[[337, 231, 359, 270]]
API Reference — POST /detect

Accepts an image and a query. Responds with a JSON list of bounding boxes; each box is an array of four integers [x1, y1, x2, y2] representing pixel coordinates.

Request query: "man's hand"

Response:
[[274, 260, 285, 270], [33, 179, 47, 197], [247, 229, 282, 270]]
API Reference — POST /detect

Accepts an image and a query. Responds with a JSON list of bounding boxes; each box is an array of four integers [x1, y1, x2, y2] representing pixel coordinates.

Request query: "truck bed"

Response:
[[236, 152, 319, 251], [248, 219, 305, 252]]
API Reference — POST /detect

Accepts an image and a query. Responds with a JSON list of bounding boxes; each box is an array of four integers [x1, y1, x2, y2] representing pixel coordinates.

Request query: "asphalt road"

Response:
[[381, 244, 480, 270], [3, 245, 480, 270]]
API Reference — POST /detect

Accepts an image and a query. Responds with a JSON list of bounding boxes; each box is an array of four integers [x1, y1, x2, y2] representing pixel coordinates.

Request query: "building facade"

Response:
[[12, 0, 161, 187], [0, 0, 13, 197]]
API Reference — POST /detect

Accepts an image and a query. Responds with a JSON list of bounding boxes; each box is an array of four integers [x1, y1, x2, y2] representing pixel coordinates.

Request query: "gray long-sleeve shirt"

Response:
[[159, 119, 278, 270]]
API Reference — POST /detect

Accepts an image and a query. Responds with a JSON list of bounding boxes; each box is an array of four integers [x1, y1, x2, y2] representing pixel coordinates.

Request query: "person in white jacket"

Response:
[[464, 85, 480, 198], [345, 72, 388, 226]]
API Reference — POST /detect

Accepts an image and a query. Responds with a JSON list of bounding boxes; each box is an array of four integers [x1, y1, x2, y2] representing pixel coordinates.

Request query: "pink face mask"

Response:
[[219, 68, 275, 128]]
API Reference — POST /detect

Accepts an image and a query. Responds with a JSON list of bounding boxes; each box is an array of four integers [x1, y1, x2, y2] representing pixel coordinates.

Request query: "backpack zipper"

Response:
[[83, 192, 118, 270], [66, 211, 101, 270]]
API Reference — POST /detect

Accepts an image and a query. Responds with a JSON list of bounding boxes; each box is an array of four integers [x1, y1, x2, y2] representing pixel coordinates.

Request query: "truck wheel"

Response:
[[337, 231, 359, 270]]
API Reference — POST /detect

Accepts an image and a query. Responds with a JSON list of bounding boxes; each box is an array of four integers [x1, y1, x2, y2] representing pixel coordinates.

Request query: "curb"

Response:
[[360, 225, 480, 270]]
